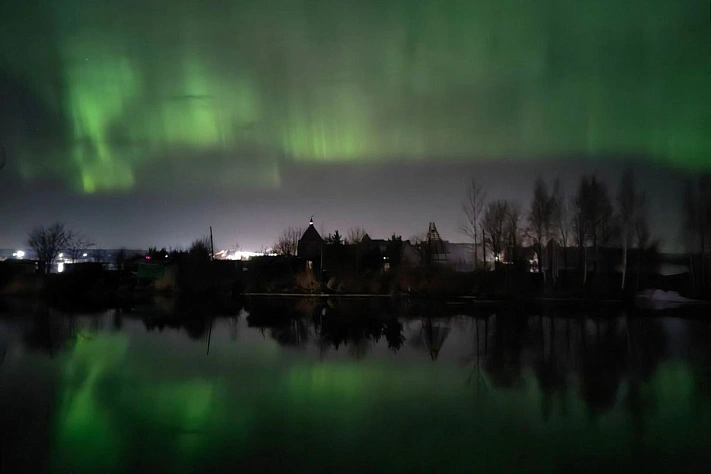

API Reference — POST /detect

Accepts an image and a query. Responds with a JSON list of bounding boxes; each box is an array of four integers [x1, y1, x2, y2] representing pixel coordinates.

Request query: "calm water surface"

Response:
[[1, 298, 710, 473]]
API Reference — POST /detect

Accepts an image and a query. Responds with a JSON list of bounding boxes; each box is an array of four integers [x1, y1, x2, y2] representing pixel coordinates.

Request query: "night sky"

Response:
[[0, 1, 709, 251]]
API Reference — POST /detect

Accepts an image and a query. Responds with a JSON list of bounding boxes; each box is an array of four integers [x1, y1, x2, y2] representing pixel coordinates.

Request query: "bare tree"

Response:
[[273, 227, 303, 256], [681, 176, 711, 292], [482, 200, 510, 265], [549, 179, 566, 282], [346, 227, 368, 245], [529, 177, 551, 279], [28, 222, 69, 274], [618, 169, 636, 290], [572, 175, 612, 282], [460, 179, 487, 269], [634, 192, 651, 290], [65, 231, 96, 263], [507, 202, 523, 263], [589, 177, 613, 275], [189, 237, 212, 261], [571, 178, 590, 284]]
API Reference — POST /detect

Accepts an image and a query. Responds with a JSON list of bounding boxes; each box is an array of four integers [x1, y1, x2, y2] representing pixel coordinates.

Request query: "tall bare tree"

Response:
[[529, 177, 551, 279], [634, 192, 651, 290], [618, 169, 636, 290], [682, 179, 699, 289], [28, 222, 69, 274], [589, 177, 613, 275], [507, 202, 523, 263], [572, 178, 591, 284], [549, 179, 565, 282], [573, 175, 612, 282], [682, 175, 711, 292], [65, 231, 96, 263], [273, 227, 303, 256], [701, 176, 711, 292], [461, 179, 487, 269], [482, 200, 510, 265], [346, 227, 368, 244]]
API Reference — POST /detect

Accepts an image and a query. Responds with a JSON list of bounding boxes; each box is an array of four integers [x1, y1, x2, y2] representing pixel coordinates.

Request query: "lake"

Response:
[[1, 297, 710, 473]]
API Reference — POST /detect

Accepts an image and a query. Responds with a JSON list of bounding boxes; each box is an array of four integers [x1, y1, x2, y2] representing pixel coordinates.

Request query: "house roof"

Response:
[[299, 224, 323, 243]]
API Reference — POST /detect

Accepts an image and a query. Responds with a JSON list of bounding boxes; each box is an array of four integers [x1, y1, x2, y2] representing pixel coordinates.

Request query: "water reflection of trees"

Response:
[[245, 298, 405, 355], [13, 298, 711, 430], [482, 309, 527, 389], [22, 301, 77, 356], [137, 297, 237, 341], [468, 306, 688, 431]]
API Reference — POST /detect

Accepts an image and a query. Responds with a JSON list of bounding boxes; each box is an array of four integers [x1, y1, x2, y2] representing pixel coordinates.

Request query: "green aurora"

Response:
[[1, 0, 709, 193], [45, 319, 711, 473]]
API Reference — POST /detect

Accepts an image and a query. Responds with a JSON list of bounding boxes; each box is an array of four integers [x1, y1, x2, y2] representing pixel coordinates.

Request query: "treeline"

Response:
[[682, 176, 711, 295], [461, 169, 652, 294], [18, 171, 711, 300]]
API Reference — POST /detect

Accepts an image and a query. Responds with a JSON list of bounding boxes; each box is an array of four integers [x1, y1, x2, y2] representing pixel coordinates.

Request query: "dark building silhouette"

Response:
[[297, 217, 324, 270]]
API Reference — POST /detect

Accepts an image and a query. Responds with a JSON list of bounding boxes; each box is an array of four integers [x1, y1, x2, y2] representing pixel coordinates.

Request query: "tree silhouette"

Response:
[[549, 179, 565, 283], [273, 227, 302, 256], [189, 237, 211, 261], [507, 202, 523, 263], [634, 192, 651, 290], [482, 200, 509, 265], [65, 231, 96, 263], [618, 169, 637, 291], [461, 179, 487, 269], [529, 177, 552, 278], [682, 176, 711, 293], [346, 226, 367, 244], [326, 230, 343, 245], [572, 175, 613, 283], [28, 222, 68, 274]]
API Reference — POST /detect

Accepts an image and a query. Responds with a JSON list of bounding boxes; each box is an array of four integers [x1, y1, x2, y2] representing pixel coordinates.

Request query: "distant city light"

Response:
[[59, 253, 63, 258], [82, 253, 88, 257], [220, 250, 262, 261], [15, 250, 25, 259], [58, 262, 64, 273]]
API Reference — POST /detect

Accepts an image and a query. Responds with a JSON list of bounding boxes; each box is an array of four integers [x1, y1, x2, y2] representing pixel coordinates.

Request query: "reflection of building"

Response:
[[420, 318, 451, 361], [297, 218, 324, 270]]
